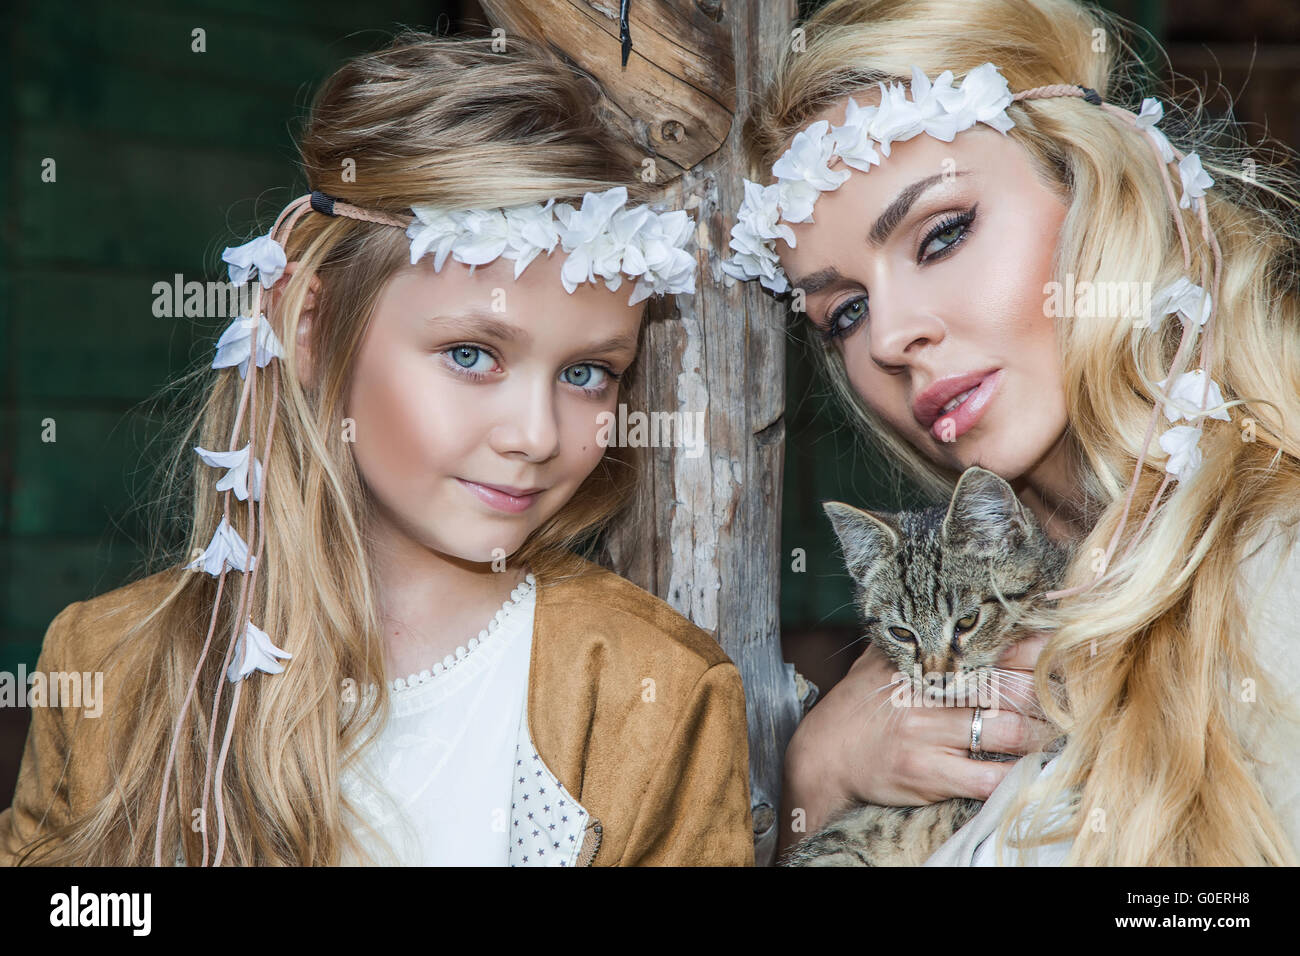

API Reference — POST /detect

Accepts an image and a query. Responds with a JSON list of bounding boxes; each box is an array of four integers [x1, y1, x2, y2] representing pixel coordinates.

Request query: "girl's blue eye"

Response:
[[451, 345, 493, 372], [563, 364, 608, 390]]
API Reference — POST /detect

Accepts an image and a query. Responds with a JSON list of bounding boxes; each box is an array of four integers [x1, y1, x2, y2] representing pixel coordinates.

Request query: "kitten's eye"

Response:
[[955, 611, 979, 633], [888, 626, 916, 643]]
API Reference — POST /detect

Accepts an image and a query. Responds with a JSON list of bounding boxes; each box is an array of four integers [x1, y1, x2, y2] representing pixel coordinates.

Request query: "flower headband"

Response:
[[723, 63, 1259, 606], [721, 64, 1211, 294], [155, 185, 696, 866], [223, 185, 697, 307]]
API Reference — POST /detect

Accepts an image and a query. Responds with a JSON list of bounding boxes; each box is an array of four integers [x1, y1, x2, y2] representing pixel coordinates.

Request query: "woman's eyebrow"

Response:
[[868, 171, 968, 247], [790, 171, 969, 293]]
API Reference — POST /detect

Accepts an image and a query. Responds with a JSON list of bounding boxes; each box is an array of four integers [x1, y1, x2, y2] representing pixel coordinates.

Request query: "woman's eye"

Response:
[[922, 222, 965, 258], [918, 207, 976, 261], [836, 298, 866, 327], [822, 296, 867, 341], [450, 345, 493, 373]]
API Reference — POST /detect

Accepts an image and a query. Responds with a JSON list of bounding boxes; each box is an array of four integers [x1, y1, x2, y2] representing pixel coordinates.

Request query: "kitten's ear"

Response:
[[942, 466, 1032, 551], [823, 501, 900, 582]]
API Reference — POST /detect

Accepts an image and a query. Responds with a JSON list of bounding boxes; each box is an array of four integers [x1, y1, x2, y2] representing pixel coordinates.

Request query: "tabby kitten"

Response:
[[782, 466, 1071, 867]]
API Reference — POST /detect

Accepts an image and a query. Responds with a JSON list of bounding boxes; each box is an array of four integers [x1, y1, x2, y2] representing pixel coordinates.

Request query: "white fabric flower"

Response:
[[1159, 424, 1204, 480], [222, 233, 287, 289], [622, 208, 697, 305], [771, 121, 850, 221], [721, 179, 795, 293], [554, 186, 632, 294], [1155, 369, 1231, 423], [1134, 97, 1175, 163], [187, 516, 255, 577], [502, 200, 561, 278], [908, 68, 963, 142], [864, 81, 926, 159], [1178, 152, 1214, 210], [212, 314, 285, 379], [406, 205, 463, 270], [446, 208, 511, 272], [226, 619, 292, 682], [1150, 277, 1212, 327], [947, 62, 1016, 134], [194, 442, 264, 501], [829, 97, 882, 172]]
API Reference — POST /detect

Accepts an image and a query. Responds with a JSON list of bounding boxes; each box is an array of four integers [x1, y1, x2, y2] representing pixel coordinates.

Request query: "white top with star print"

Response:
[[339, 574, 537, 866]]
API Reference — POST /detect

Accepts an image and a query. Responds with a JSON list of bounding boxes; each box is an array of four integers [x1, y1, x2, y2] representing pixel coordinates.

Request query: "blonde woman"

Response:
[[727, 0, 1299, 864], [0, 31, 753, 866]]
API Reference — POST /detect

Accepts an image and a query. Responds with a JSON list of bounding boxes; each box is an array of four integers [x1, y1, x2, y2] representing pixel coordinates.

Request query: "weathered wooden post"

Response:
[[478, 0, 805, 865]]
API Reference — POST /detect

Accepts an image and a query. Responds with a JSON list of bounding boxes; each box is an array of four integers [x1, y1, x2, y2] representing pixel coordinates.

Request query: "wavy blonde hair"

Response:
[[17, 31, 656, 866], [747, 0, 1300, 864]]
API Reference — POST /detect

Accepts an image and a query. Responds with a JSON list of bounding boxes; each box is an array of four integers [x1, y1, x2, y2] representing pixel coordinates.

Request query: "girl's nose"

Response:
[[489, 376, 561, 462]]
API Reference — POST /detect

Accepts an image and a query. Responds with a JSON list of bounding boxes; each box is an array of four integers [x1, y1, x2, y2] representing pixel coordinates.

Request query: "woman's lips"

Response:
[[931, 369, 1004, 442], [456, 478, 541, 513]]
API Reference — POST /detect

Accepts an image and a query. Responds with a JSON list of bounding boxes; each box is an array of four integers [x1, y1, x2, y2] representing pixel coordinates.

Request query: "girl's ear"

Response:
[[271, 261, 323, 389]]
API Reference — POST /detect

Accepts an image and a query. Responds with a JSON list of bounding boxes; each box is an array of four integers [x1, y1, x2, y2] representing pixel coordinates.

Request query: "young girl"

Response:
[[725, 0, 1300, 864], [0, 31, 753, 866]]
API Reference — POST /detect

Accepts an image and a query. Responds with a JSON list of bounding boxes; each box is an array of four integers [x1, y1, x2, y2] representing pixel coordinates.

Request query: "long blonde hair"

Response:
[[17, 31, 655, 866], [747, 0, 1300, 864]]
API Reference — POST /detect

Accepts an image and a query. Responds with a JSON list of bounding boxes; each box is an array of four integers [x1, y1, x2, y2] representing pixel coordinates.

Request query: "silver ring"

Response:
[[969, 707, 984, 756]]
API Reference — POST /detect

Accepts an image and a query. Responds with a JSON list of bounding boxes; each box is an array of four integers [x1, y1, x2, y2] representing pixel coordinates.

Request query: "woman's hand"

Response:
[[777, 633, 1057, 855]]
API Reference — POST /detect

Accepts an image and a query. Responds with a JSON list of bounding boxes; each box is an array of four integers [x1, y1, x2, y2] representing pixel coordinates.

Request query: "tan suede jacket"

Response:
[[0, 556, 755, 866]]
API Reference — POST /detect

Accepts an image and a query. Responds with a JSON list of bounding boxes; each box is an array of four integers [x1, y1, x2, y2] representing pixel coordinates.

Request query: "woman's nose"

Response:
[[867, 280, 947, 369]]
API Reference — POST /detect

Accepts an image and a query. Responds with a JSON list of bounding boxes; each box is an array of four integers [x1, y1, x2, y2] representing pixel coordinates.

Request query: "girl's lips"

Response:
[[457, 478, 541, 514], [930, 369, 1004, 441]]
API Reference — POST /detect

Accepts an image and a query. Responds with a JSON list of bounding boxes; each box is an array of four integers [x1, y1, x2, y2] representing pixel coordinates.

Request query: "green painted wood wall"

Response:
[[1, 0, 452, 675]]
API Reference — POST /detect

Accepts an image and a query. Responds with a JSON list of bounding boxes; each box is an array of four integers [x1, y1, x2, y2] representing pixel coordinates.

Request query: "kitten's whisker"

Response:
[[824, 632, 870, 663], [847, 675, 909, 720], [987, 669, 1037, 690]]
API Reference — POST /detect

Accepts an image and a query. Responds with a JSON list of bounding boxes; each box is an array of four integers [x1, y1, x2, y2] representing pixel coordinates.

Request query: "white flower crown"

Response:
[[218, 185, 697, 310], [406, 185, 697, 306], [721, 64, 1212, 297]]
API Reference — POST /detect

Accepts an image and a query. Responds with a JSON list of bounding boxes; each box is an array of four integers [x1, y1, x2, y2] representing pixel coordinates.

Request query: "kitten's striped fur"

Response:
[[783, 467, 1070, 867]]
